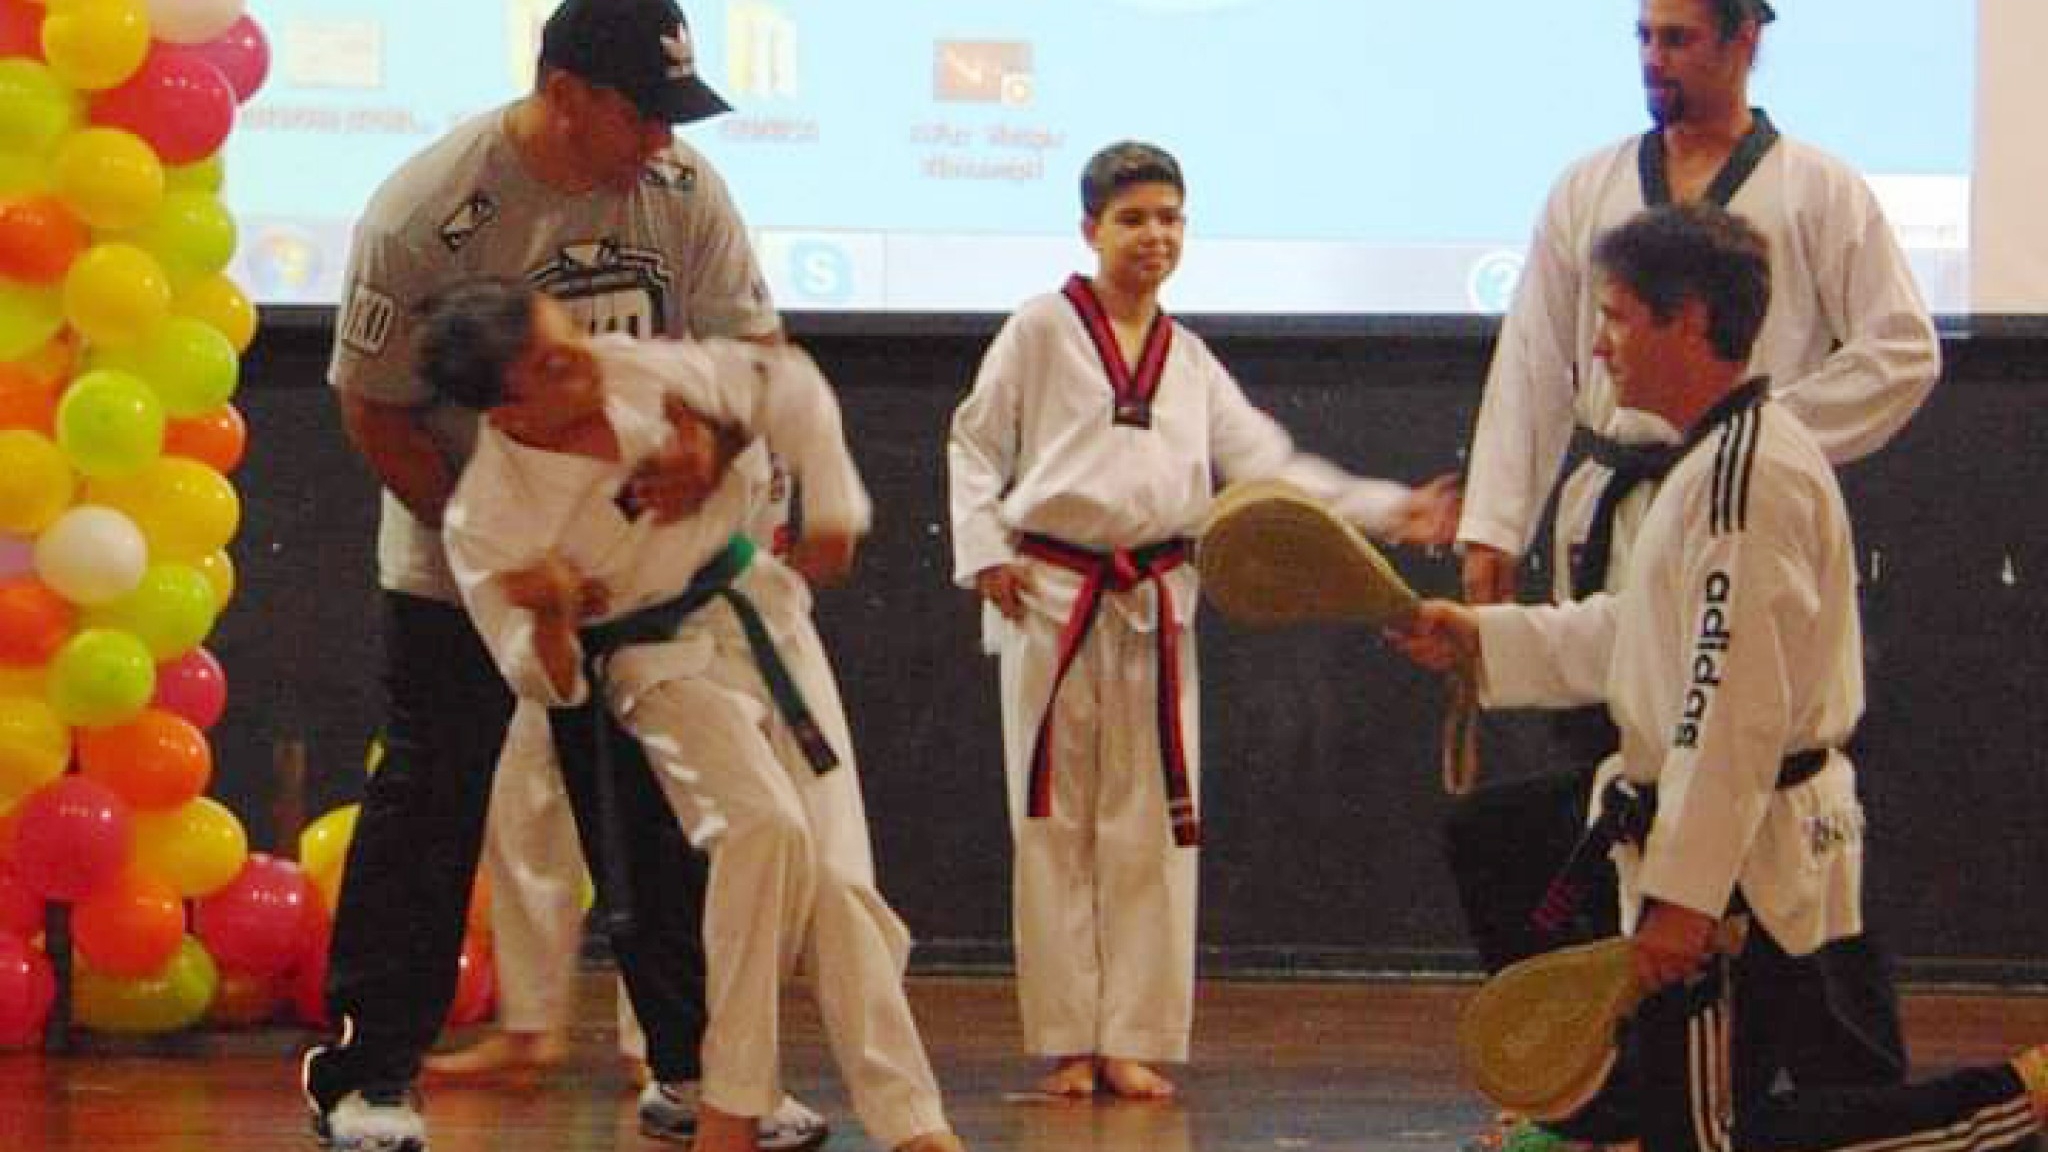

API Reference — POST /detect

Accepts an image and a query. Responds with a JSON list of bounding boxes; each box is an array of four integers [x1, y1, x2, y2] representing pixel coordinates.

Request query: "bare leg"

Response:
[[1099, 1057, 1175, 1100], [1035, 1055, 1100, 1098], [422, 1029, 567, 1078]]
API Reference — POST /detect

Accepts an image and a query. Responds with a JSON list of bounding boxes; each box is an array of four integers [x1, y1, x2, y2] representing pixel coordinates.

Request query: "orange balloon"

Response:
[[161, 402, 244, 473], [73, 869, 186, 978], [76, 706, 212, 810], [0, 577, 74, 665], [0, 361, 59, 433], [0, 195, 89, 284]]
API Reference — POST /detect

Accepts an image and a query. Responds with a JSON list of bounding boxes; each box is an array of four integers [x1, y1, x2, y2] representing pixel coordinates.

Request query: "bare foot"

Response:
[[1035, 1055, 1100, 1098], [694, 1102, 760, 1152], [422, 1030, 567, 1079], [895, 1130, 968, 1152], [1100, 1057, 1175, 1100]]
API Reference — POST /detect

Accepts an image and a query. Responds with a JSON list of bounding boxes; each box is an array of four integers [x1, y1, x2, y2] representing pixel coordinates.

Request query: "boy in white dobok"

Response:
[[948, 141, 1460, 1099], [422, 277, 966, 1152]]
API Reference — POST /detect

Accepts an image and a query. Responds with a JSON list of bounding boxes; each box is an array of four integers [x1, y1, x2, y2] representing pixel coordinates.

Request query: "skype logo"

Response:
[[788, 241, 855, 305]]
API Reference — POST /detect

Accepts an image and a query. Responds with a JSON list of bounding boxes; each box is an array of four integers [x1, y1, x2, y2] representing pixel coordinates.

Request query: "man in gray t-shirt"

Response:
[[302, 3, 818, 1151]]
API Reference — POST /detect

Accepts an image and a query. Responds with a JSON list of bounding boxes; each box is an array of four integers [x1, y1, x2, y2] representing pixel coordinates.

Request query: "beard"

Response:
[[1645, 80, 1688, 128]]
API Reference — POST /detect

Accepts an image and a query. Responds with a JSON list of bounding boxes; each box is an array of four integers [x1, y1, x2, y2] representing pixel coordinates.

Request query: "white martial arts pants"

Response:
[[619, 571, 949, 1149], [996, 596, 1199, 1064]]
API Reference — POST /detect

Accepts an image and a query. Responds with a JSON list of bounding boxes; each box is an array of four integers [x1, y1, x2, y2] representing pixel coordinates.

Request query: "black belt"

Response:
[[1528, 747, 1837, 938]]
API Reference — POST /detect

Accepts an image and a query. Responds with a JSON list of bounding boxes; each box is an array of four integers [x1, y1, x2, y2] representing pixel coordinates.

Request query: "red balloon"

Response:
[[163, 403, 246, 473], [0, 0, 42, 62], [0, 577, 76, 666], [0, 931, 54, 1047], [10, 777, 133, 903], [151, 646, 226, 730], [0, 863, 39, 938], [89, 48, 237, 167], [0, 197, 90, 284], [193, 852, 317, 977], [73, 869, 185, 977], [181, 15, 268, 104], [288, 910, 331, 1027], [447, 932, 495, 1028]]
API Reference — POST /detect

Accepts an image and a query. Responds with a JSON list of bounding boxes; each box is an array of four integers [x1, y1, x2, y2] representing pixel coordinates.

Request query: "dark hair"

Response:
[[1705, 0, 1774, 41], [414, 276, 538, 411], [1080, 141, 1184, 219], [1591, 202, 1770, 363]]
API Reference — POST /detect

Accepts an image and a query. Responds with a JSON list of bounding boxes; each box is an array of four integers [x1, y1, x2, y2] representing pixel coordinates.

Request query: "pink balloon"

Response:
[[0, 931, 55, 1047], [0, 863, 40, 938], [0, 0, 41, 62], [10, 777, 134, 903], [193, 852, 317, 977], [0, 535, 31, 581], [288, 911, 331, 1028], [89, 47, 237, 166], [152, 646, 226, 730], [181, 15, 267, 104]]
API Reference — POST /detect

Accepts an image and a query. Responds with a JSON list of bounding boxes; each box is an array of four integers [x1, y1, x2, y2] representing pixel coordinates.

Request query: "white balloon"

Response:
[[34, 505, 148, 606], [146, 0, 248, 45]]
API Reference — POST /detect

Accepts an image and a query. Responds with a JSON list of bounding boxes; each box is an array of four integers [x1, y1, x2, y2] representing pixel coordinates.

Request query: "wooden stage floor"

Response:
[[3, 972, 2044, 1151]]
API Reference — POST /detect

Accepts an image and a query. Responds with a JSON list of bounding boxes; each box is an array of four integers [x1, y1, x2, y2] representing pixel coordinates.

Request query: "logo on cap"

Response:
[[662, 24, 697, 80]]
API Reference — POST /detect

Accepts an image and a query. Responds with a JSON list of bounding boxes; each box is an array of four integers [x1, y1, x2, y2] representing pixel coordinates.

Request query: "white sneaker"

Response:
[[635, 1081, 829, 1150], [759, 1093, 830, 1152], [314, 1089, 428, 1152]]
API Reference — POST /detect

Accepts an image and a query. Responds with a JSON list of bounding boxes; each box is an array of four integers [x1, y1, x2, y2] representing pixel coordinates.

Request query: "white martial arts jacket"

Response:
[[1473, 384, 1866, 956], [949, 278, 1412, 635], [444, 337, 869, 709], [1459, 114, 1939, 568]]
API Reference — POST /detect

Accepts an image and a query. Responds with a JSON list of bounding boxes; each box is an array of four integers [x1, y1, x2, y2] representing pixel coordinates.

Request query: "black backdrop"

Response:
[[210, 316, 2047, 983]]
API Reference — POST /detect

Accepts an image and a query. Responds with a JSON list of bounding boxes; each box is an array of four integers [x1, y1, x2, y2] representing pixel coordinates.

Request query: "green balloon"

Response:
[[48, 627, 157, 728], [75, 936, 219, 1035], [0, 279, 64, 361], [0, 61, 80, 156], [127, 191, 237, 283], [57, 368, 166, 479], [89, 563, 218, 660], [92, 316, 240, 417], [164, 154, 225, 195], [0, 149, 50, 196]]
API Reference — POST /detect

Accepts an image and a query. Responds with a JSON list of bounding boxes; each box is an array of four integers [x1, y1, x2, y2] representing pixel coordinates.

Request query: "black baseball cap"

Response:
[[539, 0, 732, 124]]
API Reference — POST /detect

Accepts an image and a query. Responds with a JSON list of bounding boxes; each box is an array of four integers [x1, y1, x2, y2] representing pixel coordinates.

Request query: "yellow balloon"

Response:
[[0, 694, 70, 798], [85, 456, 239, 563], [41, 0, 151, 92], [133, 794, 248, 898], [193, 548, 234, 611], [0, 428, 76, 534], [298, 803, 359, 913], [63, 242, 171, 348], [171, 272, 255, 353], [74, 935, 218, 1034], [52, 126, 164, 231]]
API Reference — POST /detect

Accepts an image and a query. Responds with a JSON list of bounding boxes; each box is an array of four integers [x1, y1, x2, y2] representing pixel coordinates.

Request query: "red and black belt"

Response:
[[1015, 532, 1199, 847]]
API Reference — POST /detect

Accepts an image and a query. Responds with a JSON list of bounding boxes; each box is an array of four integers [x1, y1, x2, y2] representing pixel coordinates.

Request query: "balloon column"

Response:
[[0, 0, 269, 1043]]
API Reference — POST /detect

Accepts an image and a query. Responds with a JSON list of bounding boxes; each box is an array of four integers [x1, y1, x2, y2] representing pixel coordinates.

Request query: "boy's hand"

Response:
[[974, 563, 1032, 621], [1462, 542, 1519, 605], [621, 399, 748, 524], [1389, 473, 1462, 547], [1382, 599, 1478, 672], [787, 530, 860, 587], [1631, 901, 1717, 991]]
